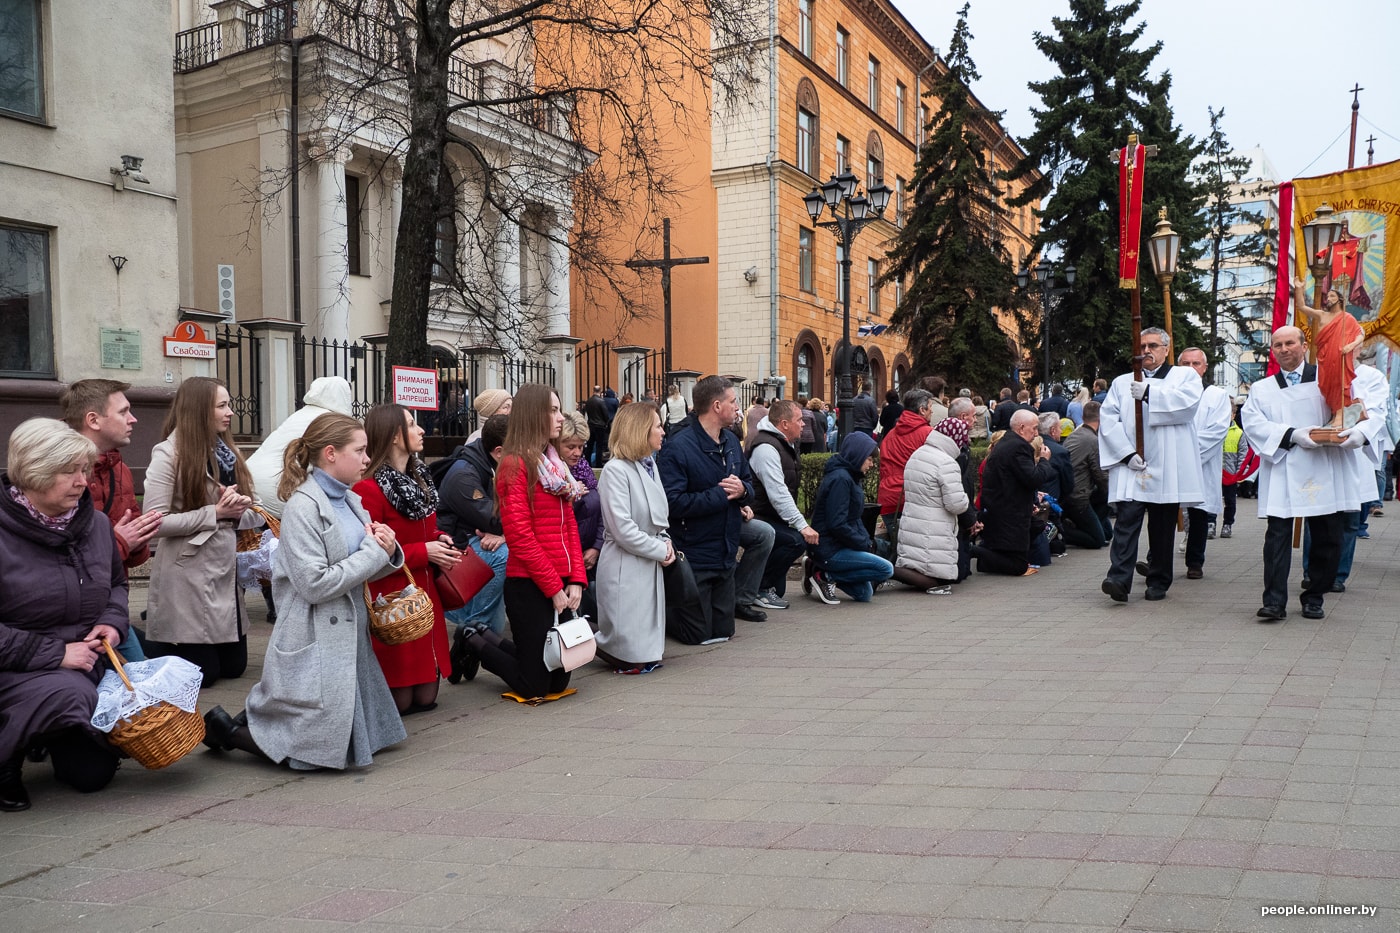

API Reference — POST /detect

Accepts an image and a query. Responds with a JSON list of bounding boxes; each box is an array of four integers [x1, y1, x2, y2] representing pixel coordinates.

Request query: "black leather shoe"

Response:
[[202, 706, 238, 751], [448, 626, 480, 684], [1134, 561, 1149, 577], [734, 603, 768, 623], [1301, 604, 1325, 620], [1330, 582, 1346, 593], [1256, 605, 1287, 622], [1186, 567, 1203, 580], [1101, 579, 1128, 602], [1144, 588, 1167, 601], [0, 757, 29, 812]]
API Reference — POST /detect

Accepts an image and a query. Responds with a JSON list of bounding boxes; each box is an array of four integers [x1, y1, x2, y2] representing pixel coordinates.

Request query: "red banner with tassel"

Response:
[[1266, 181, 1294, 375], [1118, 138, 1147, 288]]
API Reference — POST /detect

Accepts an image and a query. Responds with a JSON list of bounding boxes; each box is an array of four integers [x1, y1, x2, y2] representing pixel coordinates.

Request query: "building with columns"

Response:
[[0, 0, 183, 450], [171, 0, 587, 429]]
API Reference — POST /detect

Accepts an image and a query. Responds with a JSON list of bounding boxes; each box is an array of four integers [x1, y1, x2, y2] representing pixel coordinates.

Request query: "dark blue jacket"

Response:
[[1039, 394, 1069, 419], [811, 432, 878, 565], [657, 418, 754, 571], [1039, 434, 1075, 503]]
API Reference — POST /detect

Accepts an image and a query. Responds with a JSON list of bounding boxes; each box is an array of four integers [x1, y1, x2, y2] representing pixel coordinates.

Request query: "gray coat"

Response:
[[595, 459, 669, 666], [245, 476, 406, 769], [144, 438, 251, 645]]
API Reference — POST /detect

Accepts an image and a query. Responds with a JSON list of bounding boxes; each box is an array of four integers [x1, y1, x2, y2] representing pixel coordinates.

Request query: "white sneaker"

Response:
[[1206, 522, 1217, 540], [754, 588, 790, 610], [1220, 524, 1232, 538], [926, 585, 952, 596]]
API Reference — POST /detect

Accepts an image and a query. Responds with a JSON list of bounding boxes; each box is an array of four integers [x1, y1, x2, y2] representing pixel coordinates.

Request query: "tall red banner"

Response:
[[1118, 141, 1147, 289], [1266, 181, 1294, 375]]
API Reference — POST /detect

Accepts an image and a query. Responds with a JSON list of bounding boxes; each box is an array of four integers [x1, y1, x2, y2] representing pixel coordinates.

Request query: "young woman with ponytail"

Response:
[[202, 413, 410, 771]]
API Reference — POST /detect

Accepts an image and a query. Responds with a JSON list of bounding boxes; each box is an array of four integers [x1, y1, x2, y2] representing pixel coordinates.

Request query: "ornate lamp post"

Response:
[[1147, 208, 1181, 364], [1017, 260, 1075, 401], [1299, 202, 1342, 363], [805, 172, 892, 440]]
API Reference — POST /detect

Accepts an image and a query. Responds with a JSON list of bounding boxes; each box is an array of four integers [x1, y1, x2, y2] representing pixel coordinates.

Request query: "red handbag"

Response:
[[433, 546, 494, 612]]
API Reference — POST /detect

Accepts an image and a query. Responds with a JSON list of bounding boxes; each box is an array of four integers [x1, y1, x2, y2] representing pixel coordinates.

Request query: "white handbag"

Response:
[[543, 613, 597, 672]]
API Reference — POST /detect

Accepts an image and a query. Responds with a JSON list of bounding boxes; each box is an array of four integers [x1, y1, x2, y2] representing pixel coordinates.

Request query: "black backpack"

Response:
[[428, 450, 470, 490]]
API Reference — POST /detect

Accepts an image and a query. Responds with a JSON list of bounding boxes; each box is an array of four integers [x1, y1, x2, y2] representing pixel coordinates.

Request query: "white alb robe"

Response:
[[1099, 365, 1204, 506], [1193, 384, 1233, 516], [1240, 371, 1367, 519], [1350, 364, 1392, 470]]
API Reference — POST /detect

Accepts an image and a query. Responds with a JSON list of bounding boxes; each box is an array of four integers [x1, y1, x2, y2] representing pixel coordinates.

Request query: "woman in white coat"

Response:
[[894, 428, 970, 594], [595, 403, 674, 673]]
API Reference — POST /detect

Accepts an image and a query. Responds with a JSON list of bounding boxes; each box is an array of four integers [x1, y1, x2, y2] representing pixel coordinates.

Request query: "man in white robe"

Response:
[[1099, 327, 1204, 602], [1241, 326, 1368, 621], [1178, 347, 1233, 579], [1301, 346, 1390, 590]]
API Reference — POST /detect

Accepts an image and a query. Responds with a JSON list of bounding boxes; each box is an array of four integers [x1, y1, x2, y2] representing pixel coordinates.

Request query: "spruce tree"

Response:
[[1005, 0, 1208, 382], [884, 5, 1025, 391]]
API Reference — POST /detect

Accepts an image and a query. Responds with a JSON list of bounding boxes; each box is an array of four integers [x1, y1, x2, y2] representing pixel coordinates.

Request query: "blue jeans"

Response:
[[444, 537, 508, 634], [818, 548, 893, 602]]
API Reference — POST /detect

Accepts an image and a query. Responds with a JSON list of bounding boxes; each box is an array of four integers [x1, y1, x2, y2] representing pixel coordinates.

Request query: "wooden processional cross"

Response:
[[625, 218, 710, 379]]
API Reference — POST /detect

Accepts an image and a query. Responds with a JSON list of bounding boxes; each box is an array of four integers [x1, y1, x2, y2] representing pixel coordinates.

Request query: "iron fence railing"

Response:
[[215, 324, 263, 437], [296, 335, 387, 419]]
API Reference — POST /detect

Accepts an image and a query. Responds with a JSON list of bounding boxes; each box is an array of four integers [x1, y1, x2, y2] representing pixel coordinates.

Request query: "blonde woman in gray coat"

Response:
[[202, 414, 407, 770], [595, 403, 674, 673], [894, 429, 970, 595]]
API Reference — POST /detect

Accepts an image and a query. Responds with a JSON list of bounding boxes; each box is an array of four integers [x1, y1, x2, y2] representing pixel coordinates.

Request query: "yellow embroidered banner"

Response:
[[1292, 158, 1400, 348]]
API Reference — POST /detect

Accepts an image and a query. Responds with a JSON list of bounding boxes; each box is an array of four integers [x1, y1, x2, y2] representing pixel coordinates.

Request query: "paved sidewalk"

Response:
[[2, 513, 1398, 932]]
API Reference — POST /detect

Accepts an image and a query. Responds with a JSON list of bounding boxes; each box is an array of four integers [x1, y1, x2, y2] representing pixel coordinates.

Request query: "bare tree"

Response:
[[279, 0, 763, 370]]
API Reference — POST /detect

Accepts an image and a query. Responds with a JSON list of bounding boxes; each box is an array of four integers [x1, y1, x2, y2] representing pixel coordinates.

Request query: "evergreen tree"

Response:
[[1005, 0, 1208, 383], [884, 5, 1025, 391]]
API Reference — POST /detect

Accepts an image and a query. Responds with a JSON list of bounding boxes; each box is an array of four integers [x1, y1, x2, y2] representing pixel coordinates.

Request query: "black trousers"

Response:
[[1061, 501, 1107, 549], [1106, 501, 1179, 593], [475, 578, 571, 698], [1264, 513, 1343, 611], [35, 727, 120, 793], [760, 524, 808, 596], [142, 636, 248, 689], [689, 567, 735, 641], [1184, 507, 1215, 570], [972, 545, 1028, 576]]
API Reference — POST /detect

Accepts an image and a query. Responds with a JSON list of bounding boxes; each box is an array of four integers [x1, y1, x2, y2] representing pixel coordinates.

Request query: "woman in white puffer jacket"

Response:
[[894, 429, 970, 594]]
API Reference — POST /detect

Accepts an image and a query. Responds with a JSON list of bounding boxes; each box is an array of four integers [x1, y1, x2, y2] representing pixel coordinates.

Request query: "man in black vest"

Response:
[[747, 399, 819, 608]]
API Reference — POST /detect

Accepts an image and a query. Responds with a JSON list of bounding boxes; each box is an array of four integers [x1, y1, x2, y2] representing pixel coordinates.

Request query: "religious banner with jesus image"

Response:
[[1291, 159, 1400, 351]]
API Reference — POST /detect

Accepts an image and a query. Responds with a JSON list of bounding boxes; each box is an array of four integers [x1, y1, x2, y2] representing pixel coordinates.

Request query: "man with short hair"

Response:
[[1061, 400, 1110, 548], [1177, 347, 1232, 579], [1036, 411, 1074, 503], [991, 389, 1035, 433], [746, 399, 818, 609], [1091, 378, 1109, 404], [61, 379, 164, 660], [584, 386, 610, 466], [1242, 326, 1369, 621], [1098, 327, 1203, 602], [1039, 384, 1070, 419], [876, 388, 936, 556], [658, 375, 755, 643], [743, 397, 769, 446], [974, 409, 1051, 575], [850, 381, 879, 436]]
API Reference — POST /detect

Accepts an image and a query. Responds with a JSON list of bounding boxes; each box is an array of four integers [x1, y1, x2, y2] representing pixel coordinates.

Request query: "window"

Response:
[[836, 244, 846, 304], [895, 82, 906, 134], [866, 155, 882, 192], [0, 224, 53, 377], [894, 176, 906, 227], [894, 273, 904, 309], [867, 57, 880, 111], [798, 227, 814, 293], [1237, 361, 1265, 385], [432, 167, 458, 282], [345, 175, 363, 275], [835, 135, 849, 175], [796, 345, 813, 398], [797, 108, 816, 176], [919, 103, 930, 145], [797, 0, 813, 57], [868, 258, 880, 315], [835, 27, 849, 87], [0, 0, 44, 119]]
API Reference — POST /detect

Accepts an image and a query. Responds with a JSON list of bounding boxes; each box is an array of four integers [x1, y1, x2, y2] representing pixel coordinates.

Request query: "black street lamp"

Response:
[[1017, 260, 1075, 401], [805, 171, 892, 440]]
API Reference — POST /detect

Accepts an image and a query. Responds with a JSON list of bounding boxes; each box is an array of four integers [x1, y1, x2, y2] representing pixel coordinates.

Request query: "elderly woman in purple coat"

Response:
[[1, 419, 130, 812]]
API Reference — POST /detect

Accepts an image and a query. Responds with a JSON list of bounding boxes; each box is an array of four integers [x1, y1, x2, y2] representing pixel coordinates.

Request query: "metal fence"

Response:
[[216, 324, 263, 437], [432, 350, 558, 438], [574, 339, 612, 405], [296, 335, 387, 419]]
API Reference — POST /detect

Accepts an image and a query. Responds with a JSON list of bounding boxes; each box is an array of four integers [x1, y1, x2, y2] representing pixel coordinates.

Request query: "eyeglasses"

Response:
[[1140, 342, 1165, 349]]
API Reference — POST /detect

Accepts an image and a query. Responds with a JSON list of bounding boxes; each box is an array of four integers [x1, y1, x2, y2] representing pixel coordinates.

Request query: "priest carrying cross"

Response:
[[1240, 326, 1369, 621]]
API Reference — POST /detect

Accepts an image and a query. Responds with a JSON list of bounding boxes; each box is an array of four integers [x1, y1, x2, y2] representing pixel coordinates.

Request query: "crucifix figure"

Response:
[[625, 218, 710, 379]]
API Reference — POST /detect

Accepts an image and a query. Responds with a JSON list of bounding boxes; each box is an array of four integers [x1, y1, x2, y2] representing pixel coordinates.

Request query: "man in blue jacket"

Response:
[[806, 432, 893, 603], [657, 375, 754, 643]]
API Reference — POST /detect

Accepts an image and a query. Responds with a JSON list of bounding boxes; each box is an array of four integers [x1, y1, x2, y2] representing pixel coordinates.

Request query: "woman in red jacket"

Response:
[[457, 384, 585, 699], [354, 404, 462, 714]]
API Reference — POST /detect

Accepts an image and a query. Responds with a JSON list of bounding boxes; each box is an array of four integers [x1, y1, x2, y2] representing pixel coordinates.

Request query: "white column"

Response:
[[493, 210, 522, 355], [544, 210, 572, 337], [311, 139, 353, 341]]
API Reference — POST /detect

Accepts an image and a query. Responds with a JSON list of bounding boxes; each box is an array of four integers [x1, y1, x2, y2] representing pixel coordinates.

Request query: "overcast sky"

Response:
[[902, 0, 1400, 182]]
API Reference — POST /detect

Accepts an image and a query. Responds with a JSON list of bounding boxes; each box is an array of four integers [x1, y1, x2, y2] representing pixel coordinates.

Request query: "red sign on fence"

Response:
[[392, 366, 439, 411]]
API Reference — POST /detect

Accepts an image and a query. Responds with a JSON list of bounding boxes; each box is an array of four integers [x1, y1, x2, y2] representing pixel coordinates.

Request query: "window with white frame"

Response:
[[867, 56, 880, 111], [895, 82, 906, 135], [835, 135, 849, 175], [895, 176, 906, 227], [868, 258, 880, 315], [835, 26, 849, 87], [797, 0, 813, 57], [0, 223, 53, 377], [798, 227, 814, 293], [0, 0, 44, 120], [797, 108, 816, 176]]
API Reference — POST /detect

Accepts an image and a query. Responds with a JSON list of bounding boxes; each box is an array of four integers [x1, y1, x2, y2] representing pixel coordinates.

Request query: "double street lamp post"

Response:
[[805, 171, 892, 440], [1017, 261, 1075, 402], [1147, 208, 1182, 365]]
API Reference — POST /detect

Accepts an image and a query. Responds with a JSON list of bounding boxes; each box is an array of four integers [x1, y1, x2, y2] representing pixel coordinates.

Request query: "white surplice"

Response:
[[1350, 363, 1392, 470], [1193, 384, 1233, 515], [1099, 365, 1204, 506], [1240, 370, 1367, 519]]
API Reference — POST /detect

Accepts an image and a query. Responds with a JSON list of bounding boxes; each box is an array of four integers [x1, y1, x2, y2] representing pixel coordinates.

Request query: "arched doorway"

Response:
[[792, 329, 825, 401]]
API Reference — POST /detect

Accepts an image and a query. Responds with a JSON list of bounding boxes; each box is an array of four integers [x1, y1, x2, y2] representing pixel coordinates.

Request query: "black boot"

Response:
[[448, 625, 480, 684], [1, 754, 30, 812]]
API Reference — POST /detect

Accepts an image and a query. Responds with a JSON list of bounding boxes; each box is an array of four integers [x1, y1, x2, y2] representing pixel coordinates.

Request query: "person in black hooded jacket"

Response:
[[806, 432, 893, 603], [974, 409, 1052, 576]]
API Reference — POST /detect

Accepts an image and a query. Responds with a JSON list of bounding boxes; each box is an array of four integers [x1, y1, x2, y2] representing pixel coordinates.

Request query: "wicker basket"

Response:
[[101, 641, 205, 770], [236, 505, 281, 553], [366, 564, 435, 646]]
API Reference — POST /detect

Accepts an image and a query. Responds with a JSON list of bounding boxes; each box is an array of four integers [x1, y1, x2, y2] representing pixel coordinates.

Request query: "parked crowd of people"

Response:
[[3, 325, 1396, 810]]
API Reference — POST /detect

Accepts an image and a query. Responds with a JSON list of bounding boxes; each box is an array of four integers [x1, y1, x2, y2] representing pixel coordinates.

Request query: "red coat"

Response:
[[877, 410, 933, 515], [87, 449, 149, 568], [497, 455, 586, 597], [352, 479, 452, 686]]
